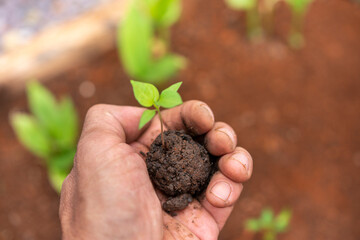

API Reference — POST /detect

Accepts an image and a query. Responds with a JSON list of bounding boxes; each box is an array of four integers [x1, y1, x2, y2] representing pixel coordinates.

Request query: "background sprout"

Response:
[[225, 0, 256, 10], [225, 0, 263, 40], [259, 0, 281, 35], [130, 80, 183, 146], [285, 0, 314, 48], [246, 207, 292, 240], [10, 81, 78, 193], [118, 0, 185, 84]]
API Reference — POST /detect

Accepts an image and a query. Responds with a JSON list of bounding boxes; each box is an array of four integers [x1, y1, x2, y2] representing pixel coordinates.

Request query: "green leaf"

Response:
[[147, 0, 181, 27], [47, 149, 75, 193], [225, 0, 256, 10], [131, 80, 159, 107], [140, 54, 185, 83], [245, 219, 261, 232], [55, 97, 78, 148], [139, 109, 156, 129], [274, 209, 292, 232], [10, 113, 51, 159], [156, 90, 182, 108], [284, 0, 313, 15], [260, 208, 274, 228], [156, 81, 183, 108], [48, 149, 76, 173], [27, 81, 78, 151], [288, 31, 304, 49], [27, 81, 58, 134], [48, 168, 69, 193], [118, 2, 152, 80], [264, 231, 276, 240], [165, 81, 182, 92]]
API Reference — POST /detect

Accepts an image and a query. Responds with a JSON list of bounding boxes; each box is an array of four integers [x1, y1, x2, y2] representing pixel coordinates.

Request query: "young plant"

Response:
[[284, 0, 313, 48], [10, 81, 78, 193], [225, 0, 312, 48], [245, 208, 292, 240], [118, 0, 185, 84], [225, 0, 263, 40], [259, 0, 280, 35], [130, 80, 182, 146]]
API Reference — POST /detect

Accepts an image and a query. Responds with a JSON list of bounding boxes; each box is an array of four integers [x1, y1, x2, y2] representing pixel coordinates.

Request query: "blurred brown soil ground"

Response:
[[0, 0, 359, 239]]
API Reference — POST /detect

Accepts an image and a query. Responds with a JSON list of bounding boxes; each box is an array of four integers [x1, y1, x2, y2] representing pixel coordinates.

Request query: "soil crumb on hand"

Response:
[[163, 193, 193, 212]]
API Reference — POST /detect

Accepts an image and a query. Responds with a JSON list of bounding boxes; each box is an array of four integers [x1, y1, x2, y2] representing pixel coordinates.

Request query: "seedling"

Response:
[[284, 0, 313, 48], [245, 207, 292, 240], [133, 79, 213, 212], [10, 81, 78, 193], [130, 80, 182, 146], [225, 0, 313, 48], [118, 0, 185, 84], [225, 0, 263, 40], [259, 0, 280, 35]]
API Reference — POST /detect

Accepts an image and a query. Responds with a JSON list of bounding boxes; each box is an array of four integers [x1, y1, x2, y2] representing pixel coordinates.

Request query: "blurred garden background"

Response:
[[0, 0, 359, 239]]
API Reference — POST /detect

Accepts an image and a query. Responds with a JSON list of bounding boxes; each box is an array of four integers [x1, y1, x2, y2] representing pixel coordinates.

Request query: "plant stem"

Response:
[[288, 10, 305, 48], [158, 26, 170, 48], [264, 230, 276, 240], [246, 6, 263, 41], [155, 105, 165, 148]]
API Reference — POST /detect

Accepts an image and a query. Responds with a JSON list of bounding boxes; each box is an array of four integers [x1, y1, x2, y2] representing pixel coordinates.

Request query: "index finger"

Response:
[[79, 104, 147, 145], [75, 104, 149, 169]]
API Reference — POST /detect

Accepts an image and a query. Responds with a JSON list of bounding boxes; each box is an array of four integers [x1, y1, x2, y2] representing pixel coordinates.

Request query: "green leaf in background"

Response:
[[10, 113, 51, 159], [244, 207, 292, 239], [141, 54, 186, 83], [139, 109, 156, 129], [118, 2, 152, 80], [245, 219, 261, 231], [225, 0, 256, 10], [10, 81, 78, 194], [260, 208, 274, 228], [157, 90, 182, 108], [55, 97, 78, 148], [117, 0, 185, 84], [27, 81, 58, 134], [264, 231, 276, 240], [288, 31, 304, 49], [284, 0, 313, 15], [48, 168, 69, 193], [131, 80, 159, 107], [274, 209, 292, 232], [27, 82, 78, 150], [48, 149, 76, 173], [147, 0, 181, 27]]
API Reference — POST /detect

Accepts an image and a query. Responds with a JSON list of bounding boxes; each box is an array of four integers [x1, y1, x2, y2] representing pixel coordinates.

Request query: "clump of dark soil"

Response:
[[146, 130, 213, 212]]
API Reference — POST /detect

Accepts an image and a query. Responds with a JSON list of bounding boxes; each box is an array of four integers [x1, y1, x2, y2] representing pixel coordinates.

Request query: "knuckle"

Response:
[[86, 104, 108, 118], [61, 174, 71, 190], [215, 121, 227, 127], [187, 99, 205, 106], [59, 172, 75, 218]]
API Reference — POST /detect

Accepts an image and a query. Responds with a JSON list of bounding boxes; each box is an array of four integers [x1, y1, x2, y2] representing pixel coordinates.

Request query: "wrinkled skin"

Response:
[[59, 100, 253, 240]]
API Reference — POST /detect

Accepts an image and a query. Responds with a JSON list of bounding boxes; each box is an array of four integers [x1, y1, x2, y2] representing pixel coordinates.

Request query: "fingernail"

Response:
[[200, 104, 215, 122], [216, 128, 236, 149], [210, 182, 231, 201], [232, 153, 249, 174]]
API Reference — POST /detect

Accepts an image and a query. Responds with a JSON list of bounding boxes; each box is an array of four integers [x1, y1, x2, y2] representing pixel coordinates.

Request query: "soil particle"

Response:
[[163, 194, 193, 212], [146, 130, 213, 212]]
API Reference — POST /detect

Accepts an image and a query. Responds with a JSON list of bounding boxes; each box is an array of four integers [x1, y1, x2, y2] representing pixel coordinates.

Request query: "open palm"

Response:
[[60, 100, 253, 240]]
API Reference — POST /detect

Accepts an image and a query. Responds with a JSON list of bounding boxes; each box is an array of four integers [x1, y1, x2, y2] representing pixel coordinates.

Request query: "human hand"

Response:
[[59, 100, 253, 240]]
